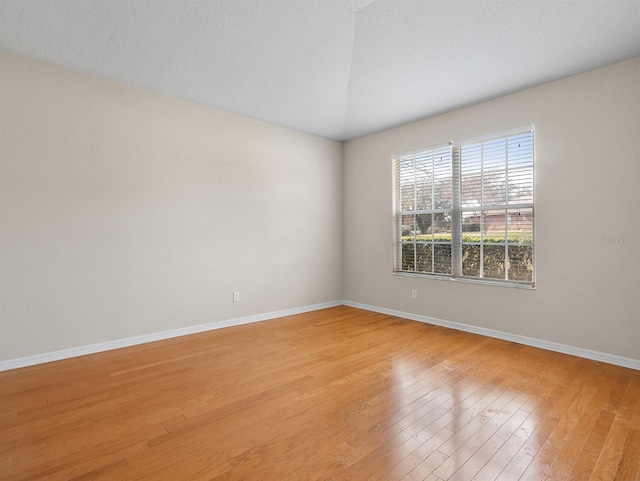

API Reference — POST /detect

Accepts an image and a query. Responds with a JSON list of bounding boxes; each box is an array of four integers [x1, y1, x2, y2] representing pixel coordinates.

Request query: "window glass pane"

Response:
[[433, 152, 452, 209], [460, 143, 483, 211], [483, 138, 507, 206], [507, 133, 533, 204], [415, 153, 433, 211], [400, 185, 415, 211], [482, 210, 506, 243], [415, 181, 432, 211], [401, 214, 416, 240], [431, 213, 452, 243], [507, 134, 533, 167], [508, 166, 533, 204], [462, 212, 481, 243], [507, 208, 533, 244], [508, 245, 533, 282], [482, 170, 507, 206], [399, 157, 415, 211], [462, 245, 481, 277], [415, 213, 432, 240], [415, 243, 433, 273], [401, 243, 415, 271], [434, 244, 452, 275], [483, 138, 506, 168], [483, 245, 505, 279], [461, 172, 482, 209]]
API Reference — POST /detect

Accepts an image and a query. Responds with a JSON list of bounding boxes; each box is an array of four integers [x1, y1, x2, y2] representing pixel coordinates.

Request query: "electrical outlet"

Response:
[[411, 289, 417, 299], [233, 291, 240, 302]]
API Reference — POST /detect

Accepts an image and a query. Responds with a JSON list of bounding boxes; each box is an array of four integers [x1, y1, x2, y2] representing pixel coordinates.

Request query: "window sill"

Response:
[[393, 271, 536, 289]]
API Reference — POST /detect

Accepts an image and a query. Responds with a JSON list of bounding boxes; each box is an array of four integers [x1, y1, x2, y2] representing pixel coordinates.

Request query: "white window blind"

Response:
[[394, 127, 534, 287]]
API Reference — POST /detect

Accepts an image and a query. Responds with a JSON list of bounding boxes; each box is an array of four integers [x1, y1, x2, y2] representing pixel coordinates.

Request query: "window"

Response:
[[393, 127, 534, 287]]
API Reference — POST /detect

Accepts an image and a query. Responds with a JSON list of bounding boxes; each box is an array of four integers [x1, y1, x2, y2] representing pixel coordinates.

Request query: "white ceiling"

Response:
[[1, 0, 639, 141]]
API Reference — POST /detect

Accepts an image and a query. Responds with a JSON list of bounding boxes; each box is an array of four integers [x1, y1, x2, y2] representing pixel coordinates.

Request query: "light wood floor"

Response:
[[1, 306, 639, 480]]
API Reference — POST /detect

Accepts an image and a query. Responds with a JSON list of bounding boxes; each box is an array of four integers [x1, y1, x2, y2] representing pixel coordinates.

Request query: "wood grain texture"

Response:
[[1, 306, 639, 480]]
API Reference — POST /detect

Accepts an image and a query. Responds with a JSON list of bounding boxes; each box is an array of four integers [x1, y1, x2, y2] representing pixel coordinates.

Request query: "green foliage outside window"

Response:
[[401, 236, 533, 282]]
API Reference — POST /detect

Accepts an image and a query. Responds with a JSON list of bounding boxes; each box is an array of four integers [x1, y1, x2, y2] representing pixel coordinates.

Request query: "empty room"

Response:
[[1, 1, 639, 480]]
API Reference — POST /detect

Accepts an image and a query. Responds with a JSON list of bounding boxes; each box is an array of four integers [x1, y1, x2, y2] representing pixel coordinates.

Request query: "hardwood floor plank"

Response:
[[445, 408, 530, 480], [433, 397, 526, 479], [401, 449, 449, 481], [0, 306, 638, 480], [66, 458, 129, 481], [616, 428, 640, 480], [381, 427, 456, 481], [472, 410, 540, 481], [555, 371, 628, 473], [518, 371, 606, 481], [589, 418, 630, 481], [567, 408, 617, 480]]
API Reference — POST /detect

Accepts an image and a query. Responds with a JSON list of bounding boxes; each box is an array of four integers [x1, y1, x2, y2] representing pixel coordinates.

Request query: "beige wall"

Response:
[[0, 51, 343, 361], [2, 50, 638, 365], [343, 57, 640, 360]]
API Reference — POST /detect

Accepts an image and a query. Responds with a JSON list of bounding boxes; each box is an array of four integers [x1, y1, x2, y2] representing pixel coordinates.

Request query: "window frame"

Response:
[[393, 126, 535, 289]]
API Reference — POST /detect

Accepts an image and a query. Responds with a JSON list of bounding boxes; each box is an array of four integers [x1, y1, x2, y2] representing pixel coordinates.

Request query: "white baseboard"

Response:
[[342, 300, 640, 371], [0, 301, 342, 372], [4, 300, 638, 373]]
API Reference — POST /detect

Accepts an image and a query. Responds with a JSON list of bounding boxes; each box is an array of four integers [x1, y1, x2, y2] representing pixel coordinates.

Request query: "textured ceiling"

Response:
[[1, 0, 639, 141]]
